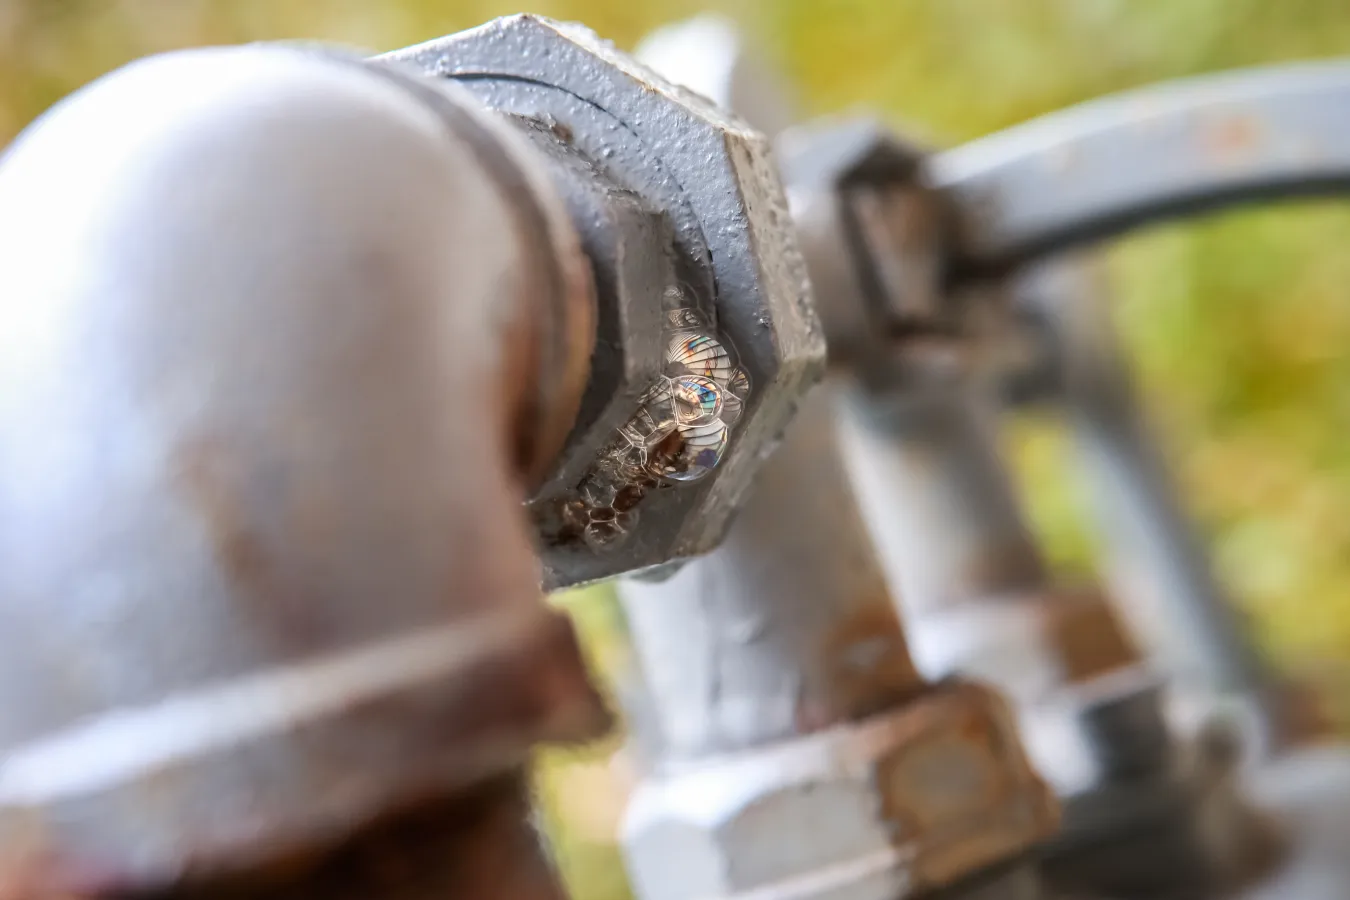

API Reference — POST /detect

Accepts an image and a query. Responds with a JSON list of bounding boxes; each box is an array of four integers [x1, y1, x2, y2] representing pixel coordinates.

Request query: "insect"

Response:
[[667, 333, 733, 384], [559, 285, 755, 551]]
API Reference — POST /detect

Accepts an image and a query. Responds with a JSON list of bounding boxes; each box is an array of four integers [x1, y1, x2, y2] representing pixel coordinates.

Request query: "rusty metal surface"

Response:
[[383, 15, 826, 589], [112, 772, 567, 900], [0, 45, 606, 896], [618, 27, 1065, 900], [622, 680, 1058, 900]]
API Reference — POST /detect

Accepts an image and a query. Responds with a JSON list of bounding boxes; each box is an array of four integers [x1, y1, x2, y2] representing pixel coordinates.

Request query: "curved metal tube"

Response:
[[0, 46, 601, 896], [1016, 258, 1315, 752], [927, 60, 1350, 274]]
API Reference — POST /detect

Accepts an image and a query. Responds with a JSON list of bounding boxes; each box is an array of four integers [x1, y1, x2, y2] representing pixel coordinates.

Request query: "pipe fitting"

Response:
[[0, 45, 607, 897], [383, 15, 826, 589], [622, 681, 1058, 900]]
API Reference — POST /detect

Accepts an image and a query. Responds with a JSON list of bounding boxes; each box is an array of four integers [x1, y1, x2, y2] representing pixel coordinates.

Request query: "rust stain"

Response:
[[0, 810, 122, 900], [870, 682, 1060, 891], [819, 602, 924, 725], [174, 438, 268, 588], [954, 541, 1045, 601], [1202, 114, 1265, 165], [170, 436, 333, 656], [1040, 586, 1140, 683]]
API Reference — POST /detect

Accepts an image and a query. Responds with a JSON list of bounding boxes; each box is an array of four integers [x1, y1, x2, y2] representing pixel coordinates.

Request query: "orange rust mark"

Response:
[[174, 438, 268, 588], [1039, 586, 1141, 683], [1203, 115, 1264, 165], [821, 602, 924, 718]]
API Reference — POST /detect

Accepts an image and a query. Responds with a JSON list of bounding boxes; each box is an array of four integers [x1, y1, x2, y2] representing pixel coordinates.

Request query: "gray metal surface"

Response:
[[837, 385, 1049, 623], [926, 60, 1350, 274], [619, 387, 923, 760], [383, 15, 826, 589], [636, 15, 798, 138], [1237, 745, 1350, 900], [0, 46, 608, 896]]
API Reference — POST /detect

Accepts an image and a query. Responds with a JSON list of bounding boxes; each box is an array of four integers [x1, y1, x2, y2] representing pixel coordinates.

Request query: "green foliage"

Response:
[[10, 2, 1350, 896]]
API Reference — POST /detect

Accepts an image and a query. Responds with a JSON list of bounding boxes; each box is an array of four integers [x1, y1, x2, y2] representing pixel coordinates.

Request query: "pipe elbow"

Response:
[[0, 45, 601, 892]]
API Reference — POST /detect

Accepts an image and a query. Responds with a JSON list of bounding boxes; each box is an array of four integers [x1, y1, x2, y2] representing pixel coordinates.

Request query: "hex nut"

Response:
[[621, 681, 1059, 900], [383, 16, 825, 588]]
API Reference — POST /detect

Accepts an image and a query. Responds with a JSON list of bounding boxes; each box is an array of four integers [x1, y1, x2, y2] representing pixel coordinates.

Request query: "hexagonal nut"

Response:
[[777, 119, 948, 369], [621, 681, 1059, 900], [382, 16, 825, 589], [635, 14, 797, 138]]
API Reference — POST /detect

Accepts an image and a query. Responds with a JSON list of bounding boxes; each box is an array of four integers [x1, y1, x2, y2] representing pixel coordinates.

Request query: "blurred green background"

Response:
[[8, 1, 1350, 897]]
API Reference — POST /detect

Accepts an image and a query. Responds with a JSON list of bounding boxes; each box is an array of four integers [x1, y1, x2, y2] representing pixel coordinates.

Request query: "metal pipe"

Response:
[[926, 60, 1350, 275], [837, 386, 1050, 621], [0, 45, 604, 898], [617, 27, 1056, 899], [833, 380, 1232, 899], [1014, 257, 1295, 750], [831, 382, 1148, 708], [616, 387, 1056, 900], [620, 387, 924, 761]]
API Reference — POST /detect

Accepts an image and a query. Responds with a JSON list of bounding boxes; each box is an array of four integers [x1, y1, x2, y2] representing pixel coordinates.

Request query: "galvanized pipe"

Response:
[[619, 386, 923, 761], [0, 45, 604, 898], [837, 385, 1050, 622], [616, 26, 1057, 900], [1013, 257, 1298, 751], [831, 383, 1150, 707], [616, 387, 1056, 900], [833, 380, 1227, 900]]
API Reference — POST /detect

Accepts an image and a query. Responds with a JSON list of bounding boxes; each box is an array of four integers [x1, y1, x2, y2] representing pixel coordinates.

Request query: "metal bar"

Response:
[[927, 61, 1350, 275]]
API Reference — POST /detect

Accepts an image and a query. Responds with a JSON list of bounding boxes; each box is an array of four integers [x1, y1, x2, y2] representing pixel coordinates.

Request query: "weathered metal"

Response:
[[776, 111, 1257, 897], [0, 15, 833, 896], [383, 15, 826, 589], [619, 389, 925, 762], [132, 771, 570, 900], [777, 120, 951, 375], [622, 680, 1056, 900], [617, 29, 1058, 899], [615, 395, 1058, 895], [0, 45, 608, 898], [925, 61, 1350, 275]]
